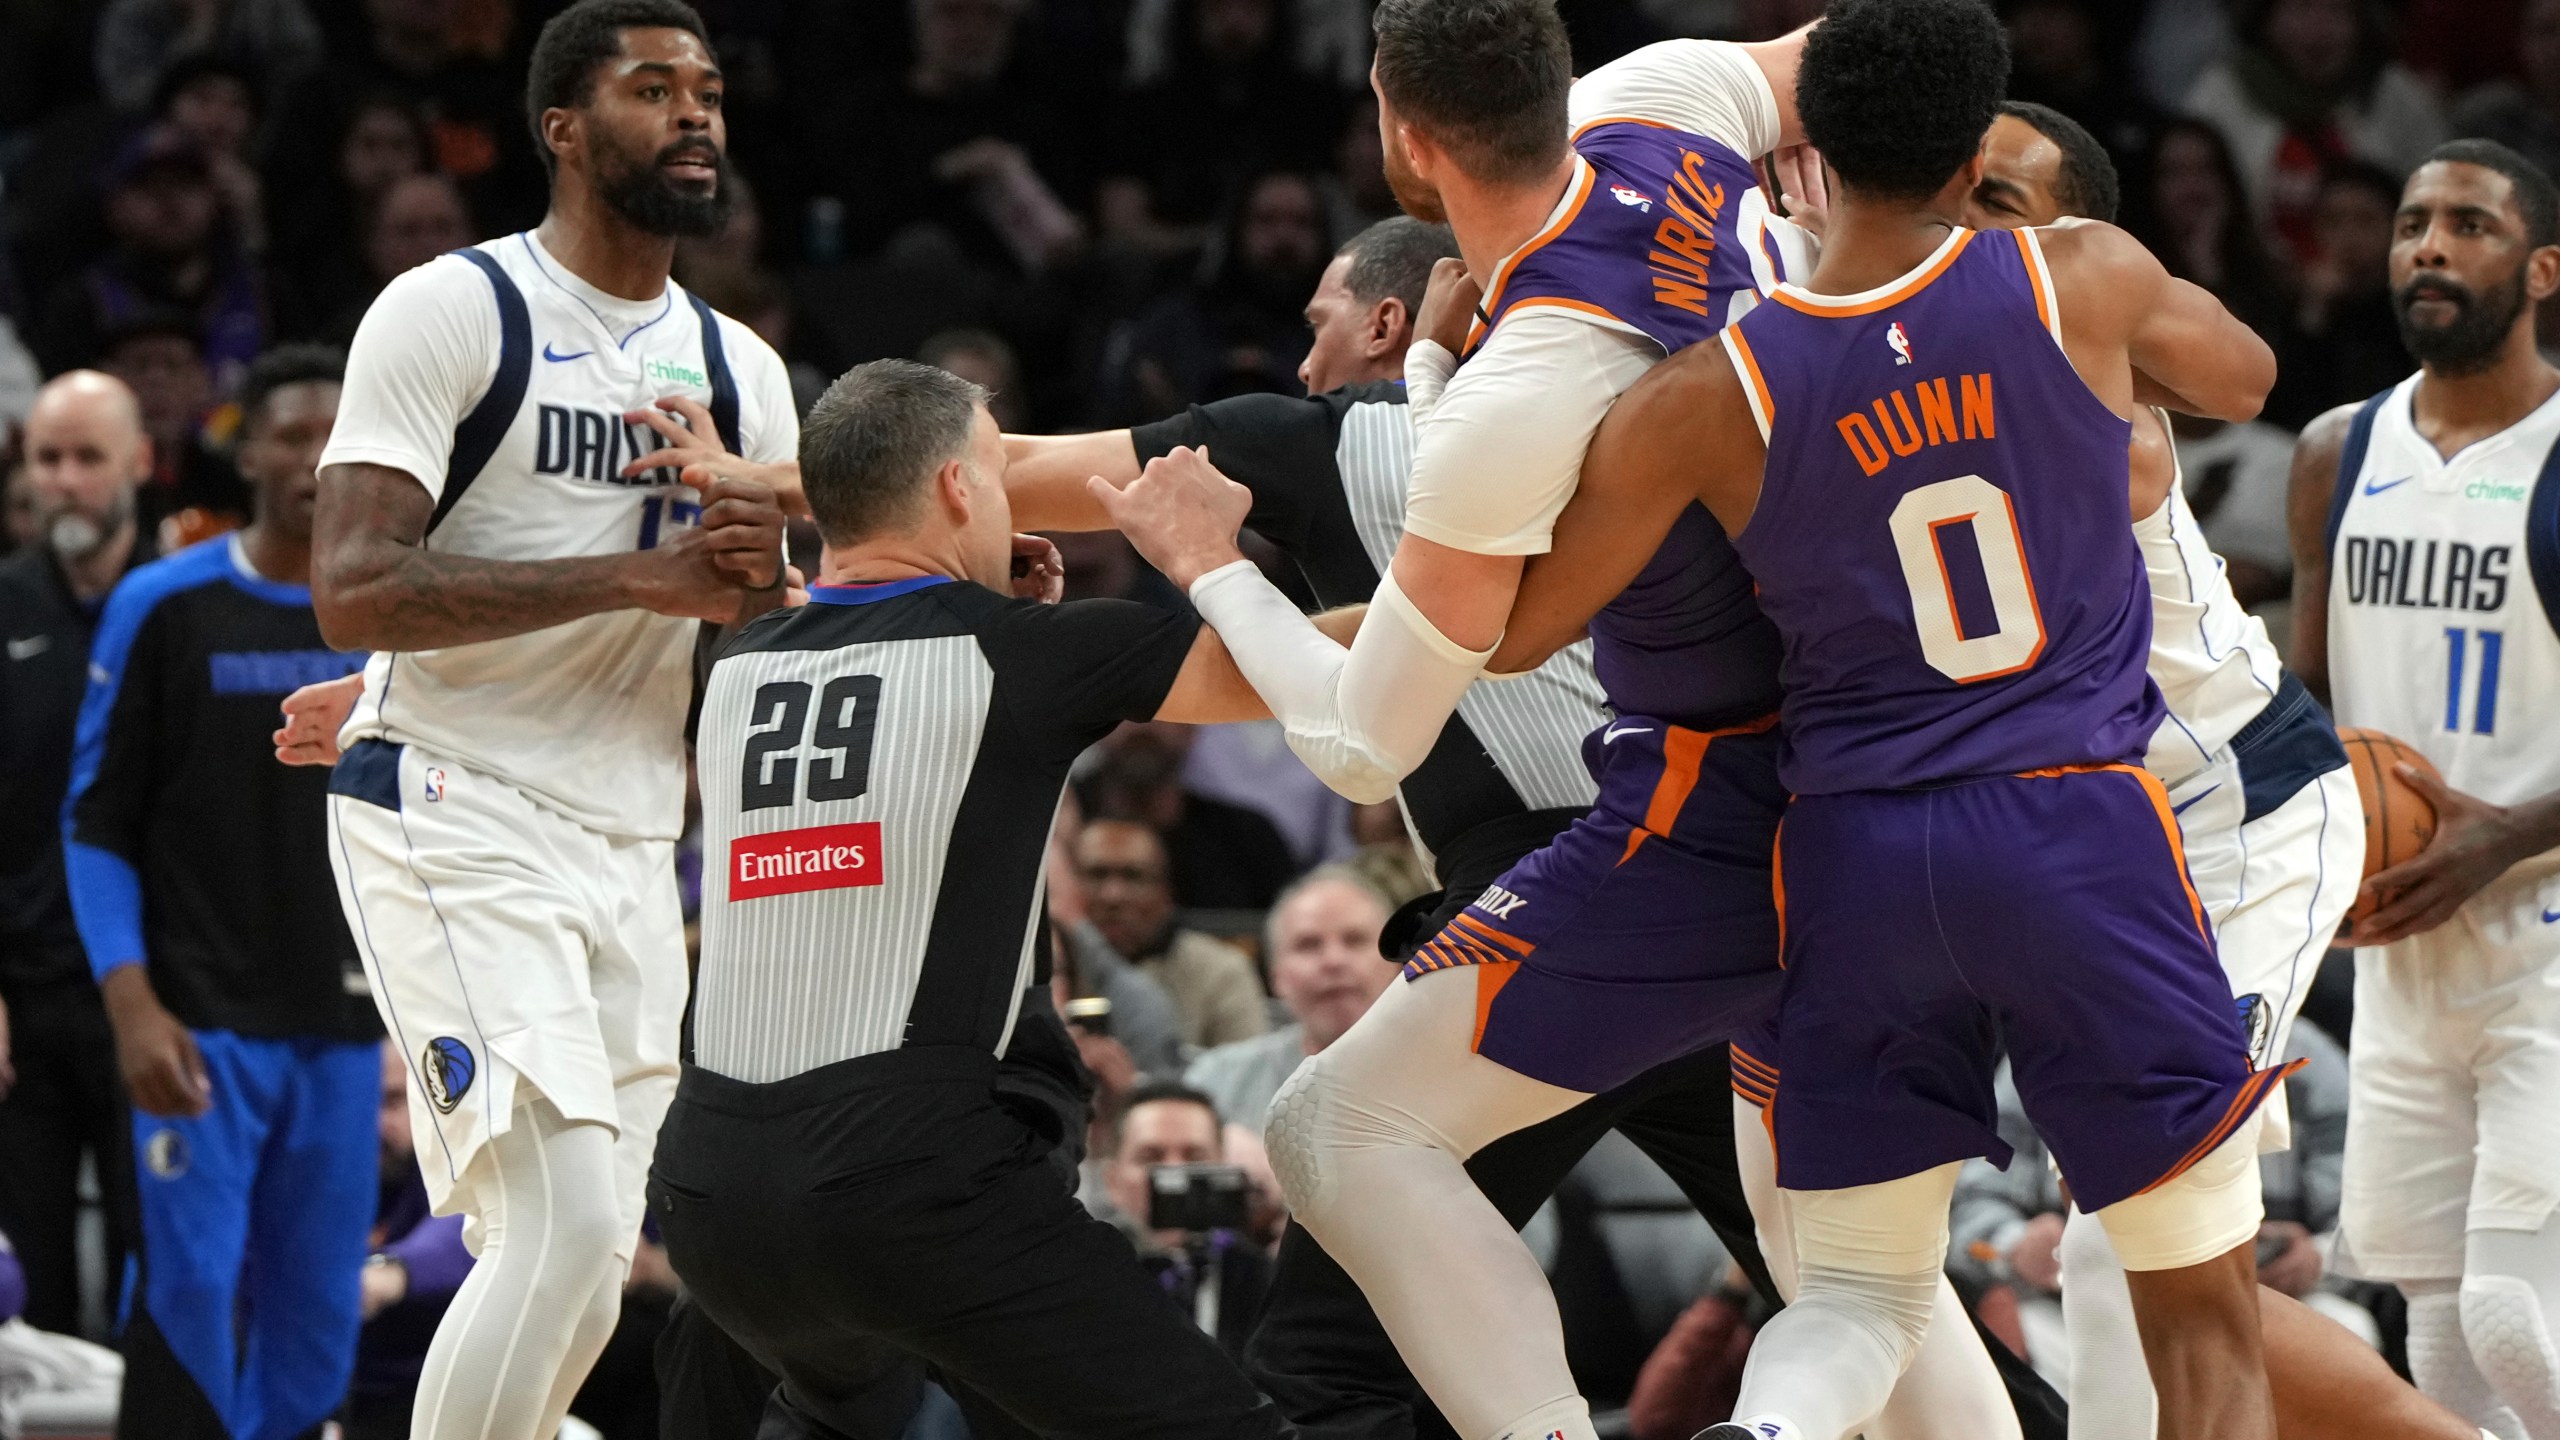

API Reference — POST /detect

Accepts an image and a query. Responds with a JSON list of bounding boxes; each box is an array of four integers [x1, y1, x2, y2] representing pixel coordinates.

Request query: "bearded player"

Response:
[[307, 3, 794, 1437], [2291, 140, 2560, 1440]]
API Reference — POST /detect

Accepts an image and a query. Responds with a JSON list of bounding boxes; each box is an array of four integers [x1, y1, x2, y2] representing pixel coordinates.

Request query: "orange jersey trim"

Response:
[[2015, 229, 2058, 341], [1471, 959, 1522, 1053], [2013, 762, 2208, 938], [1618, 713, 1779, 865], [1773, 229, 1976, 318], [1470, 161, 1599, 352], [2133, 1058, 2307, 1196]]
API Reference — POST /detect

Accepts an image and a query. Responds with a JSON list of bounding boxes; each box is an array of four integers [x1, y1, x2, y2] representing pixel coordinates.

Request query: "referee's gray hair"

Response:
[[801, 359, 990, 546], [1263, 863, 1393, 959], [1338, 217, 1458, 316]]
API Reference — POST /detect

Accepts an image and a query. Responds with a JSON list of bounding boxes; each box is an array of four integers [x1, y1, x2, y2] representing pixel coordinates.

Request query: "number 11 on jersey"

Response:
[[2444, 626, 2503, 735]]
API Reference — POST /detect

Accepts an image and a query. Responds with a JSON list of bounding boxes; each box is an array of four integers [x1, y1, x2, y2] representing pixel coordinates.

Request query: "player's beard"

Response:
[[597, 134, 735, 239], [1382, 133, 1446, 224], [2396, 265, 2527, 375]]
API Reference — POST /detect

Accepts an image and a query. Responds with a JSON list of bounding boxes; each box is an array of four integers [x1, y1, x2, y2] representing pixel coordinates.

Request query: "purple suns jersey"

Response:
[[1468, 120, 1785, 727], [1722, 226, 2161, 794]]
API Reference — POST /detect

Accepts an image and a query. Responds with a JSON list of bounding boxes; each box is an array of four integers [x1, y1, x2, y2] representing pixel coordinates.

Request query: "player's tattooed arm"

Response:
[[2282, 404, 2357, 707], [313, 462, 782, 650]]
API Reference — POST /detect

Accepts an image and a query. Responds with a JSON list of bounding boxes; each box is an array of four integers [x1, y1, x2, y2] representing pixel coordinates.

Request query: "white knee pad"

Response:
[[1264, 1052, 1344, 1221], [2461, 1274, 2560, 1421], [2094, 1121, 2264, 1272]]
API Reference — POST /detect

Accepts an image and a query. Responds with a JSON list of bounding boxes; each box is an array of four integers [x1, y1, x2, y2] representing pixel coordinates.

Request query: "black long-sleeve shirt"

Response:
[[63, 536, 376, 1039]]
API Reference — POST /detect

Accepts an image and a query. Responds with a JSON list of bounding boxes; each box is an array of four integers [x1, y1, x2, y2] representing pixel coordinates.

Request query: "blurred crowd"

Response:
[[1, 0, 2554, 1434]]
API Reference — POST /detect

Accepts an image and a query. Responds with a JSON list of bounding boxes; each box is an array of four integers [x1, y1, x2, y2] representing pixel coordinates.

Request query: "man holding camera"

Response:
[[1102, 1081, 1271, 1361]]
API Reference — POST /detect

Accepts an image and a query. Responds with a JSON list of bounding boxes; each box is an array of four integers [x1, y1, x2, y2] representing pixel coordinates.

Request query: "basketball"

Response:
[[2339, 728, 2441, 923]]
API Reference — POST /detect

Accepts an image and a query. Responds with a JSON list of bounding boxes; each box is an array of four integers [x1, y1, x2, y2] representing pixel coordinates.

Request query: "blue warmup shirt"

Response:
[[62, 536, 375, 1039]]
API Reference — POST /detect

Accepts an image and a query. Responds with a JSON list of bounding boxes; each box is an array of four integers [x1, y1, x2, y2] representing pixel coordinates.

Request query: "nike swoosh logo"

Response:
[[1603, 722, 1652, 743], [2362, 475, 2413, 496], [6, 635, 49, 661], [2171, 783, 2219, 816], [542, 344, 593, 363], [2544, 907, 2560, 924]]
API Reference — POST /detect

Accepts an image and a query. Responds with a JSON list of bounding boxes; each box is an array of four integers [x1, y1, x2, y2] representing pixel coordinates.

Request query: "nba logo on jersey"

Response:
[[1887, 321, 1914, 366], [422, 767, 446, 802], [1610, 184, 1653, 212]]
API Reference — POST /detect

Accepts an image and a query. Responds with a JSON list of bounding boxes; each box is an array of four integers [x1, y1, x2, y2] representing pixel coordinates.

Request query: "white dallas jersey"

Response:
[[2138, 425, 2287, 786], [2328, 373, 2560, 805], [321, 232, 797, 840]]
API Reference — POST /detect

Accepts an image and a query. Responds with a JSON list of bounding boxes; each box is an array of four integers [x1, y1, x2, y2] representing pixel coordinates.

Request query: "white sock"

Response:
[[1491, 1394, 1599, 1440], [413, 1099, 626, 1440]]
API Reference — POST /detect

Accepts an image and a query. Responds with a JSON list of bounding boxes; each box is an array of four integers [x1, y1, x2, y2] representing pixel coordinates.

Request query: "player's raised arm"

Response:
[[1491, 347, 1746, 674], [1004, 430, 1141, 533], [2038, 219, 2276, 423]]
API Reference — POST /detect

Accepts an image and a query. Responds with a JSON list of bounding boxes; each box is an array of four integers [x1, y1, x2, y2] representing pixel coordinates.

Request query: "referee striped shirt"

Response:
[[692, 575, 1198, 1083]]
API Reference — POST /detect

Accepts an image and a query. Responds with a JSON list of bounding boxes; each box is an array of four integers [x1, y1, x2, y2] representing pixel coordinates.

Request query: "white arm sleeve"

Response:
[[1402, 311, 1659, 556], [317, 256, 501, 500], [1567, 39, 1782, 159], [1404, 339, 1456, 429], [1188, 561, 1492, 805]]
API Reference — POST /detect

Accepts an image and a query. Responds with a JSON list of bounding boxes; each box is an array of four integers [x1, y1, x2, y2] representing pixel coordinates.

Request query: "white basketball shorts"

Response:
[[326, 739, 684, 1247], [2340, 854, 2560, 1281], [2167, 750, 2364, 1151]]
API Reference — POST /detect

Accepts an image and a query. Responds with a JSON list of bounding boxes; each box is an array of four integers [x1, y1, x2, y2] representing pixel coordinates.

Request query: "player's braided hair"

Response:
[[1800, 0, 2010, 204], [1998, 101, 2118, 224], [524, 0, 714, 177], [2427, 139, 2560, 250], [1371, 0, 1571, 187]]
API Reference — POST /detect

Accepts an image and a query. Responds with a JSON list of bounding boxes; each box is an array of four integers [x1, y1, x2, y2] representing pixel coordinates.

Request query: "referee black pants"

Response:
[[651, 1046, 1288, 1440]]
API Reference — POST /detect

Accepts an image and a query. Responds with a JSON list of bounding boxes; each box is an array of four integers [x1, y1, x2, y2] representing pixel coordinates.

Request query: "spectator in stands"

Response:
[[2180, 0, 2447, 262], [1080, 721, 1300, 909], [1124, 0, 1372, 89], [2271, 160, 2406, 426], [1186, 867, 1390, 1133], [2130, 118, 2302, 354], [349, 1040, 470, 1440], [1102, 168, 1328, 419], [920, 328, 1030, 431], [266, 0, 545, 231], [270, 92, 430, 326], [96, 312, 249, 539], [1099, 0, 1342, 246], [0, 319, 39, 437], [3, 465, 40, 552], [1075, 819, 1271, 1051], [2450, 0, 2560, 187], [826, 0, 1090, 278], [35, 126, 269, 389], [306, 170, 475, 341], [2001, 0, 2160, 166], [1098, 1081, 1273, 1360], [153, 55, 270, 258], [94, 0, 322, 114], [1318, 95, 1399, 245], [0, 374, 153, 1342]]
